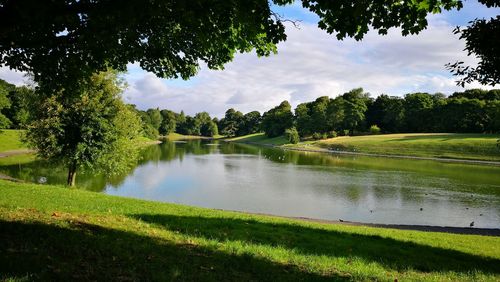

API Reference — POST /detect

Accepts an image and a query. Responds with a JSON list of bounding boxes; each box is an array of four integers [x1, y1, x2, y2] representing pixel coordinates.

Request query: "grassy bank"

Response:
[[1, 180, 499, 281], [227, 133, 289, 145], [305, 133, 500, 161], [162, 132, 223, 141], [0, 130, 27, 152], [230, 133, 500, 162]]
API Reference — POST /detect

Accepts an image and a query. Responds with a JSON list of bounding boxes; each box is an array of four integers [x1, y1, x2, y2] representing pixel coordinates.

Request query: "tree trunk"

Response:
[[67, 162, 77, 186]]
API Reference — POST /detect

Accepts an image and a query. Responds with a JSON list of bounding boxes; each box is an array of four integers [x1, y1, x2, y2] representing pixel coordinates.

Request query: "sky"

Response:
[[1, 1, 498, 118]]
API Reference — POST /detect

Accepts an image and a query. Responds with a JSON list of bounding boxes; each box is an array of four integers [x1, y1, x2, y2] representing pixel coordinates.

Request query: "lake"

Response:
[[2, 140, 500, 228]]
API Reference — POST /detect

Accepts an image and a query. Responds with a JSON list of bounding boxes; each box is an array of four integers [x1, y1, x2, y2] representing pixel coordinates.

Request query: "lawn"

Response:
[[162, 132, 223, 141], [227, 133, 289, 146], [0, 130, 27, 153], [1, 180, 499, 281], [305, 133, 500, 161]]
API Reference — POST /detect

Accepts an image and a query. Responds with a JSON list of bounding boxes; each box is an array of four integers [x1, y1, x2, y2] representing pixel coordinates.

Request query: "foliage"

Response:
[[159, 110, 177, 135], [284, 127, 300, 144], [370, 125, 381, 135], [218, 108, 244, 137], [24, 71, 142, 186], [447, 14, 500, 86], [0, 80, 12, 128], [261, 101, 294, 137]]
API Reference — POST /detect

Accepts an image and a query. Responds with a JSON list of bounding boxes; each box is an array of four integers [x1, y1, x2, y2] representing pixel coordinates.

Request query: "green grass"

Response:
[[1, 180, 499, 281], [294, 133, 500, 161], [162, 132, 222, 141], [0, 130, 27, 152], [227, 133, 289, 146]]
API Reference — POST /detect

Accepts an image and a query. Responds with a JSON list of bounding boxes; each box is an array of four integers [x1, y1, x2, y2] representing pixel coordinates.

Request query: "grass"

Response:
[[301, 133, 500, 161], [227, 133, 289, 146], [162, 132, 223, 141], [0, 130, 27, 153], [1, 180, 499, 281]]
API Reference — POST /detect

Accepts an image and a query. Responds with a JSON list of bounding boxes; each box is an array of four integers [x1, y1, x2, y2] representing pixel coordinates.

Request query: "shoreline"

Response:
[[231, 140, 500, 166], [224, 209, 500, 236]]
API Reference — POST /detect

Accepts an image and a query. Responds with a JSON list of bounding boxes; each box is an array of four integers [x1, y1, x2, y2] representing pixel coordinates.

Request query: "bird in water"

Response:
[[420, 208, 423, 211], [470, 221, 474, 227]]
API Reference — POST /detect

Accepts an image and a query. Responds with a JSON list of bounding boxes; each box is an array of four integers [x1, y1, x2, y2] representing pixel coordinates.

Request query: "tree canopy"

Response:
[[1, 0, 497, 86]]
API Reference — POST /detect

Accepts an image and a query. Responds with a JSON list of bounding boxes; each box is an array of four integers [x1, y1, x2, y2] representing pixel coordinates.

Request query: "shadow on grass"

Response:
[[130, 214, 500, 275], [0, 220, 339, 281]]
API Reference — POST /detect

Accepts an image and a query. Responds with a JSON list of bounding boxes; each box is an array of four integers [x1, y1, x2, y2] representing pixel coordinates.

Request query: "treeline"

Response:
[[134, 108, 219, 139], [2, 78, 500, 141], [208, 88, 500, 142]]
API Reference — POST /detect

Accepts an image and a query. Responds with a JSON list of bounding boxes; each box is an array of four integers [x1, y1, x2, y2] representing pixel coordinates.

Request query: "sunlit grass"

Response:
[[227, 133, 289, 145], [0, 130, 27, 153], [1, 180, 499, 281], [297, 133, 500, 161]]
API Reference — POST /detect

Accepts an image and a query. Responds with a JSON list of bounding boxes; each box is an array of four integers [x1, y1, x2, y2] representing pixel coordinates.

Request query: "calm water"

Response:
[[2, 140, 500, 228]]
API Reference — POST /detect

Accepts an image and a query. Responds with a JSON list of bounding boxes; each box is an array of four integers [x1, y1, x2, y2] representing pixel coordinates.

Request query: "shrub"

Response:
[[312, 132, 322, 140], [327, 131, 337, 138], [285, 127, 300, 144], [341, 129, 350, 136], [370, 125, 381, 135]]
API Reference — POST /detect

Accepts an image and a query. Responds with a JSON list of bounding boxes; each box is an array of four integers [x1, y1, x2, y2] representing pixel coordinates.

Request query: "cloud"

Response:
[[122, 17, 485, 117], [0, 68, 28, 86]]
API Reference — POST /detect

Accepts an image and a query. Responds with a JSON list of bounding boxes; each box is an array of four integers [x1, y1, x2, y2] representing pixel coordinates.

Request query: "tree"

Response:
[[0, 80, 12, 128], [2, 0, 495, 89], [341, 88, 370, 134], [146, 108, 162, 132], [159, 110, 177, 135], [261, 101, 293, 137], [285, 127, 300, 144], [5, 86, 36, 129], [404, 93, 435, 132], [25, 71, 142, 186], [240, 111, 262, 135], [219, 108, 244, 137]]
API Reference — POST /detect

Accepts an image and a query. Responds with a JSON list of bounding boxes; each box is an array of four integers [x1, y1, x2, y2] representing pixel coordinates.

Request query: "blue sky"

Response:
[[1, 1, 498, 117]]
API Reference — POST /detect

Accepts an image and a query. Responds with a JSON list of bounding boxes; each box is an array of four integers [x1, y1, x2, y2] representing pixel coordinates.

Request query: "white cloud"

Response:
[[123, 18, 485, 117], [0, 67, 28, 86]]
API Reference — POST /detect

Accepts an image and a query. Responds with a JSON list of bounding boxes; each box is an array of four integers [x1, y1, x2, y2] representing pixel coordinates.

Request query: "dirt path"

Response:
[[0, 149, 35, 158]]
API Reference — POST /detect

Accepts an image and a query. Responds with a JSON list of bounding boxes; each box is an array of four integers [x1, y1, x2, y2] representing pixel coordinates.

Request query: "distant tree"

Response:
[[202, 121, 219, 137], [295, 102, 313, 137], [285, 127, 300, 144], [326, 97, 345, 133], [219, 108, 244, 137], [159, 109, 177, 135], [341, 88, 370, 135], [310, 96, 330, 133], [366, 95, 405, 133], [404, 93, 435, 132], [0, 80, 11, 128], [147, 108, 162, 132], [437, 98, 488, 133], [4, 86, 36, 129], [240, 111, 262, 135], [261, 101, 293, 137], [25, 71, 142, 186]]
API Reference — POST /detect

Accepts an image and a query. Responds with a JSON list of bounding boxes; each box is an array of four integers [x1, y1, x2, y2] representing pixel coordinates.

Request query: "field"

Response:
[[0, 180, 499, 281]]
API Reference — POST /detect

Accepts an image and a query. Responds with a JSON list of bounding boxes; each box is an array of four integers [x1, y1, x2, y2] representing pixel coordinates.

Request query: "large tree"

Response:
[[1, 0, 496, 87], [25, 71, 142, 186]]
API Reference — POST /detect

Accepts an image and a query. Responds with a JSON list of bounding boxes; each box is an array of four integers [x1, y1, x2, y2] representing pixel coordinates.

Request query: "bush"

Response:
[[312, 132, 322, 140], [341, 129, 350, 136], [327, 131, 337, 138], [370, 125, 381, 135], [285, 127, 300, 144]]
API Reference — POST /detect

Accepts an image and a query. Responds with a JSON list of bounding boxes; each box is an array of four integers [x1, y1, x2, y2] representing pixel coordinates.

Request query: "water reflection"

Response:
[[1, 140, 500, 228]]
